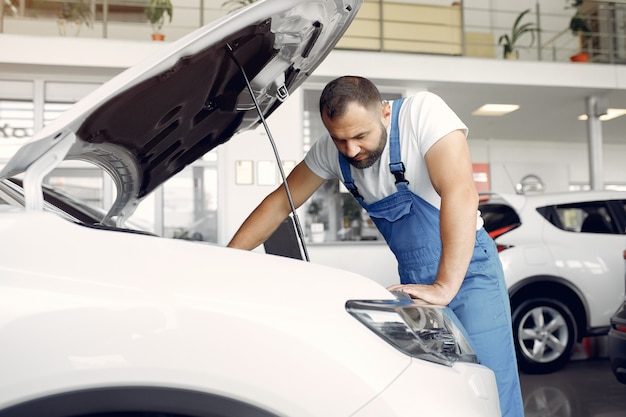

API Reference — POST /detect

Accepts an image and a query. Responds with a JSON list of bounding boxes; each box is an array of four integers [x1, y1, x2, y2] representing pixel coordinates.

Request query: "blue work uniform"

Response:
[[338, 98, 524, 417]]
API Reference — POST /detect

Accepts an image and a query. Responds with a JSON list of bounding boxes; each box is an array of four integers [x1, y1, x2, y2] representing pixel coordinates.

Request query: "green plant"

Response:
[[221, 0, 256, 13], [569, 13, 590, 35], [498, 9, 537, 59], [341, 195, 362, 223], [58, 0, 92, 27], [145, 0, 172, 31], [566, 1, 591, 42], [307, 201, 322, 218], [567, 1, 590, 33], [566, 0, 591, 57]]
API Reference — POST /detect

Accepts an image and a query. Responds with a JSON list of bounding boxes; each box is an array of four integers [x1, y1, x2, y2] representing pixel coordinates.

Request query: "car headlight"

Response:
[[346, 296, 478, 366]]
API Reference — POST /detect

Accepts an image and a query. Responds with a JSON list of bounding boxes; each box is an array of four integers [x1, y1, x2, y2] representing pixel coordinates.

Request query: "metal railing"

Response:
[[2, 0, 626, 65]]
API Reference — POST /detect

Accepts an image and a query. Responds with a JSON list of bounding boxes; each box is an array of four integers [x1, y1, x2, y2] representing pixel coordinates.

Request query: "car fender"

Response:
[[508, 274, 590, 337]]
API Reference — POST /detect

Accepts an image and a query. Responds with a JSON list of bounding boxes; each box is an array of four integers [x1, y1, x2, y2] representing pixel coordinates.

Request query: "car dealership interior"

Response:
[[1, 0, 626, 415]]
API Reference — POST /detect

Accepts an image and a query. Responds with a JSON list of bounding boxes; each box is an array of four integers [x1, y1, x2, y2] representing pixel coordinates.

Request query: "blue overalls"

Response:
[[339, 99, 524, 417]]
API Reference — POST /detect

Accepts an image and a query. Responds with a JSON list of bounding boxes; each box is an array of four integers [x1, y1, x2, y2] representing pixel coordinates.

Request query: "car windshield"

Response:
[[4, 177, 111, 223], [0, 177, 149, 233]]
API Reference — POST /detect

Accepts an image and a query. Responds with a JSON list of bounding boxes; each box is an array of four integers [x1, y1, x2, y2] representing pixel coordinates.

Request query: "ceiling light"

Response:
[[472, 104, 520, 116], [577, 108, 626, 121]]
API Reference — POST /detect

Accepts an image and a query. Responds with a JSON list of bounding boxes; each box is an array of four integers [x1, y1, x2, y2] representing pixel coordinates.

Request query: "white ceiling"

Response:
[[429, 82, 626, 145], [311, 51, 626, 147]]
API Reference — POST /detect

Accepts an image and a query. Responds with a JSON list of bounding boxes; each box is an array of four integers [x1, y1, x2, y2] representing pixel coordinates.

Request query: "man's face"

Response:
[[322, 101, 391, 169]]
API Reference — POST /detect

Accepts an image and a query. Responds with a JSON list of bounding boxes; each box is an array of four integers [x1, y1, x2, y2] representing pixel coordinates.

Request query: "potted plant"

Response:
[[497, 9, 537, 59], [567, 0, 591, 62], [145, 0, 172, 41], [306, 200, 325, 243], [57, 0, 92, 36]]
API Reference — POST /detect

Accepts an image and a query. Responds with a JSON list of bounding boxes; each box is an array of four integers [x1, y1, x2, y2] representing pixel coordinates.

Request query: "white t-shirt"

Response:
[[304, 91, 483, 230], [305, 92, 484, 230]]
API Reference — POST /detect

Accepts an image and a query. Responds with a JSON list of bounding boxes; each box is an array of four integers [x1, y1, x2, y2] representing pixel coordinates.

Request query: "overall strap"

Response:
[[388, 97, 408, 185], [338, 154, 364, 202], [338, 98, 406, 204]]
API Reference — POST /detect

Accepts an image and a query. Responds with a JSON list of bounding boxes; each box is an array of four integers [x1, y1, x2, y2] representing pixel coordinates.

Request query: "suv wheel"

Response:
[[512, 298, 577, 374]]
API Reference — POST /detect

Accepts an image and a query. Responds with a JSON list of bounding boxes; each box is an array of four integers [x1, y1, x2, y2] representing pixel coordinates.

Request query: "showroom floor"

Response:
[[520, 358, 626, 417]]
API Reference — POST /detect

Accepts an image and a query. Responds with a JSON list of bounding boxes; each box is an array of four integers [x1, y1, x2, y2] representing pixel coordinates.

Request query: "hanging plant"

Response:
[[145, 0, 173, 38], [58, 0, 92, 26], [567, 0, 590, 35], [497, 9, 537, 59], [565, 0, 591, 61], [56, 0, 92, 36]]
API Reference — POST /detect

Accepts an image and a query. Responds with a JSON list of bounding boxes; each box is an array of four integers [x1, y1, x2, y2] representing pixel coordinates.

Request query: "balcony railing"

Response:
[[2, 0, 625, 65]]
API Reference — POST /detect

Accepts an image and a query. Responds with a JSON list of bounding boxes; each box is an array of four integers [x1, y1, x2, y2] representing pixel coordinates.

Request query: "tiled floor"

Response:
[[520, 358, 626, 417]]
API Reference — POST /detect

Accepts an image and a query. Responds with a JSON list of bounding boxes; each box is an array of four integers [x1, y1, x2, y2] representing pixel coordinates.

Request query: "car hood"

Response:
[[0, 0, 361, 222]]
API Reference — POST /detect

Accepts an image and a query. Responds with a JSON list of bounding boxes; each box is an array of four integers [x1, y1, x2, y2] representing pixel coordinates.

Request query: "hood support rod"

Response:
[[226, 42, 310, 262]]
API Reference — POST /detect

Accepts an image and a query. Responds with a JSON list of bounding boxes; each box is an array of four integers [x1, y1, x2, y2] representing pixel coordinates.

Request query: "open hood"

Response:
[[0, 0, 361, 223]]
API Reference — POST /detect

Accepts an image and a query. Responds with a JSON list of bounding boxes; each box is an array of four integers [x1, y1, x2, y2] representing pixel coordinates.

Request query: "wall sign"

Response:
[[235, 160, 254, 185]]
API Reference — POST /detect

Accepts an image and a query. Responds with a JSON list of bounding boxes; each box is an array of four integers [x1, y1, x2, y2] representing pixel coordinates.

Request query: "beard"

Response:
[[345, 125, 387, 169]]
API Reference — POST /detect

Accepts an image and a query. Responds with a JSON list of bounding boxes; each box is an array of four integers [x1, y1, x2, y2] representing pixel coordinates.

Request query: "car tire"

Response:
[[512, 298, 577, 374]]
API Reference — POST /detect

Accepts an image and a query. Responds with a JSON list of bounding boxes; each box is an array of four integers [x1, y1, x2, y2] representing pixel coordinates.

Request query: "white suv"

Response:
[[0, 1, 501, 416], [480, 192, 626, 374]]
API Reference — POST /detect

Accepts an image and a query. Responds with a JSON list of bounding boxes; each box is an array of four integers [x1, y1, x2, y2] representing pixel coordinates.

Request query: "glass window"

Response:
[[541, 201, 619, 234], [45, 82, 101, 103], [0, 100, 35, 142], [161, 158, 219, 243], [0, 181, 19, 206], [44, 102, 73, 126], [302, 89, 400, 243], [479, 201, 521, 236], [39, 85, 108, 211], [128, 157, 219, 240], [41, 96, 105, 210], [46, 163, 106, 208]]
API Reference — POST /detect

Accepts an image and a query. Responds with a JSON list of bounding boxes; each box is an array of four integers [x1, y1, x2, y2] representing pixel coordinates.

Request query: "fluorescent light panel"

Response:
[[472, 104, 520, 116], [577, 108, 626, 121]]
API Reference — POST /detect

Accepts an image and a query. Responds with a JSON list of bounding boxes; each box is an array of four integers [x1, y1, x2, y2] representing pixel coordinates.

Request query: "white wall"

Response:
[[469, 138, 626, 193], [471, 139, 582, 193], [220, 89, 306, 245]]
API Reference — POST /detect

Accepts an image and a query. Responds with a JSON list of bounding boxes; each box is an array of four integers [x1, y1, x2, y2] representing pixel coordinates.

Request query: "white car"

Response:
[[480, 191, 626, 374], [0, 1, 501, 416]]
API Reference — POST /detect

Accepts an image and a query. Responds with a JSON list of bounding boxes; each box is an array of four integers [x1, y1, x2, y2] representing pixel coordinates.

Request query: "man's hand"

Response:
[[386, 282, 455, 306]]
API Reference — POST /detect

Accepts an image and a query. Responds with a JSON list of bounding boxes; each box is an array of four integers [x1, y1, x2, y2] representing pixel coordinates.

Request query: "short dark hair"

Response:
[[319, 76, 382, 120]]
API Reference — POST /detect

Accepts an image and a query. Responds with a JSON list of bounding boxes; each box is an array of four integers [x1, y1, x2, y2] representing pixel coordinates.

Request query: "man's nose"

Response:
[[345, 140, 360, 158]]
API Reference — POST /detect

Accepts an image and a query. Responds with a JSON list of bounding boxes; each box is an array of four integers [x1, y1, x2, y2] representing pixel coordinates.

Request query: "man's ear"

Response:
[[381, 101, 392, 127]]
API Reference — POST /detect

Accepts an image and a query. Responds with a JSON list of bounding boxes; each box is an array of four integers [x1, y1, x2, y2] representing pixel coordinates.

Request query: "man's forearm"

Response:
[[227, 191, 291, 250], [434, 187, 478, 302], [228, 161, 324, 251]]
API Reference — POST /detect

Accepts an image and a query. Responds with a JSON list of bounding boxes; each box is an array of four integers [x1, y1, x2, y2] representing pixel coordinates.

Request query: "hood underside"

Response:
[[0, 0, 361, 222]]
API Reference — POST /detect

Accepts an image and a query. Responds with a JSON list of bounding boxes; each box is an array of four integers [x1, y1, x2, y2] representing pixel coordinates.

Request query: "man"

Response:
[[228, 76, 524, 417]]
